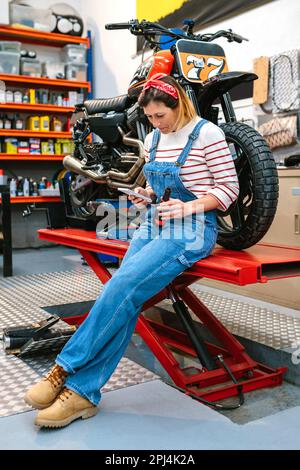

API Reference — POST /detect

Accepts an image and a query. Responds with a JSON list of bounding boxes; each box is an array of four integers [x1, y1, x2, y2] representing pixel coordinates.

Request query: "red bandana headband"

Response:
[[142, 73, 179, 100]]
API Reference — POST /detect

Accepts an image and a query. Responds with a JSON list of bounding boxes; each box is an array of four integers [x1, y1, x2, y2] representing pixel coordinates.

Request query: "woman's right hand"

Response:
[[128, 187, 153, 208]]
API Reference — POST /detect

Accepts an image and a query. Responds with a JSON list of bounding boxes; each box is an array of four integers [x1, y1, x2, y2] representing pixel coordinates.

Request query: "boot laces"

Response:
[[44, 365, 67, 388], [58, 387, 73, 402]]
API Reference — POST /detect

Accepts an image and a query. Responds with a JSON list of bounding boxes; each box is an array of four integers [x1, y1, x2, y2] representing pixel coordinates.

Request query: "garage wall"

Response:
[[83, 0, 137, 98], [194, 0, 300, 73]]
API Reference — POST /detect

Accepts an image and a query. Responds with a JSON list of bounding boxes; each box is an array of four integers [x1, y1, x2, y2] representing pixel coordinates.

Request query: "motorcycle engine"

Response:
[[75, 142, 112, 173]]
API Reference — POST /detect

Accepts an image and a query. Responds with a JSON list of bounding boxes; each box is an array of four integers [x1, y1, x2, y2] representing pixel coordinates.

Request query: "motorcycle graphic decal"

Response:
[[182, 53, 228, 82], [129, 57, 154, 88]]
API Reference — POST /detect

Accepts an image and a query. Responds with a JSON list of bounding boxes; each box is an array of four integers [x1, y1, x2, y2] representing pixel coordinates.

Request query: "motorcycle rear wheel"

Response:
[[217, 122, 279, 250]]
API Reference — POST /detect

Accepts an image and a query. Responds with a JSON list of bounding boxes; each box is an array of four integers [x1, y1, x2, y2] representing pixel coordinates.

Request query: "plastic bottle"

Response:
[[9, 178, 17, 197], [0, 114, 4, 129], [13, 114, 24, 130], [4, 115, 12, 130], [39, 176, 47, 190], [13, 90, 23, 103], [28, 116, 40, 131], [23, 91, 29, 103], [23, 177, 30, 196], [51, 116, 62, 132], [57, 93, 63, 106], [17, 176, 24, 196], [29, 178, 34, 196], [31, 179, 39, 197], [65, 116, 71, 132], [40, 116, 50, 132], [5, 90, 13, 103]]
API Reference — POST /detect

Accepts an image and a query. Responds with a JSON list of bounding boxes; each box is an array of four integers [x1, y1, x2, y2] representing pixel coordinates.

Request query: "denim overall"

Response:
[[56, 119, 218, 405]]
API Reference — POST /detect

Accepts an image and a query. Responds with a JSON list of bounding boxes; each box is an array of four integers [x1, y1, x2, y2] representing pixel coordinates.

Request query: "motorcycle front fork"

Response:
[[183, 85, 237, 124]]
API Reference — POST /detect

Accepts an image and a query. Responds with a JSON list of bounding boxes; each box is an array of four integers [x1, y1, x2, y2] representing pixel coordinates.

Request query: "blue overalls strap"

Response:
[[176, 119, 208, 166], [149, 129, 161, 162]]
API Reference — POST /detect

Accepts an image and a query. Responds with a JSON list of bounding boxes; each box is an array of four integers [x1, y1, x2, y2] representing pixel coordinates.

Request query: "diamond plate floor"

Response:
[[0, 268, 158, 418], [0, 267, 300, 418], [186, 285, 300, 350]]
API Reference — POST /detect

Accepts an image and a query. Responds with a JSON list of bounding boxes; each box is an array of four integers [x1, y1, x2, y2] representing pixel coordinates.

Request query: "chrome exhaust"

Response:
[[63, 127, 145, 186], [63, 155, 107, 182]]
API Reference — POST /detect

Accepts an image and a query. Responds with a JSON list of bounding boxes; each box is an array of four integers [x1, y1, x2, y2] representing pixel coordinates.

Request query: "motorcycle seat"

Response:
[[83, 95, 132, 115]]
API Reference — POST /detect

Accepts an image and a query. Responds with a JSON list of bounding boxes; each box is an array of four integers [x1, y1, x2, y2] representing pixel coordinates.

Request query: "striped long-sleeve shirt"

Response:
[[143, 117, 239, 211]]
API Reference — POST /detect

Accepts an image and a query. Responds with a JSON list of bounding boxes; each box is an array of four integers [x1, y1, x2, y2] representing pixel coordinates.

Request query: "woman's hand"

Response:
[[128, 187, 153, 208], [157, 198, 196, 220]]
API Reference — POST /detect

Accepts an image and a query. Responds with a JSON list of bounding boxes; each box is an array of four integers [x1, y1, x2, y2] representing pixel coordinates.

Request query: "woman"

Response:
[[24, 73, 239, 428]]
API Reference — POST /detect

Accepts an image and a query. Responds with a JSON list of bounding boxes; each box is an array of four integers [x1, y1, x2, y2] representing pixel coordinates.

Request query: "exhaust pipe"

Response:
[[63, 155, 107, 182], [63, 127, 146, 186]]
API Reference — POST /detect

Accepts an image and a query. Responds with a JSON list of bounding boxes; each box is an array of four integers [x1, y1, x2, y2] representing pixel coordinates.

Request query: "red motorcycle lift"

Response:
[[38, 228, 300, 403]]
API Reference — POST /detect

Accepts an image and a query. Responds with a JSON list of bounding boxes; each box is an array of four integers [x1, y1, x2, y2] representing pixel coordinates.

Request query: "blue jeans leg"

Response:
[[55, 236, 191, 405]]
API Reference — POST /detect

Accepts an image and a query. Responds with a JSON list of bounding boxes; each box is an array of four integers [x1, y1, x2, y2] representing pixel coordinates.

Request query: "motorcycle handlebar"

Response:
[[105, 22, 132, 30], [105, 20, 249, 44], [232, 32, 249, 43]]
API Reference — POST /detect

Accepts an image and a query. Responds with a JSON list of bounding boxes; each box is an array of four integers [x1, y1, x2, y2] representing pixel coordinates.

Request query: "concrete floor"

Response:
[[1, 380, 300, 450], [1, 245, 85, 277], [0, 245, 300, 449]]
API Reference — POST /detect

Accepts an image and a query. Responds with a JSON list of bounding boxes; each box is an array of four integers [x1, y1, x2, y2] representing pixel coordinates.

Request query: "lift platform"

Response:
[[38, 228, 300, 403]]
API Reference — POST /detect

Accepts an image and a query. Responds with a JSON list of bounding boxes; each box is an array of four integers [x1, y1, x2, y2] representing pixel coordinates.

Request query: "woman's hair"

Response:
[[138, 75, 197, 131]]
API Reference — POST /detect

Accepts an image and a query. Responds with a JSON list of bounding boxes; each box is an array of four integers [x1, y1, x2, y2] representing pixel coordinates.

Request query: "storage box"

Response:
[[9, 3, 52, 32], [65, 62, 87, 81], [62, 45, 86, 64], [20, 58, 41, 77], [0, 41, 21, 53], [39, 188, 60, 196], [0, 51, 20, 74]]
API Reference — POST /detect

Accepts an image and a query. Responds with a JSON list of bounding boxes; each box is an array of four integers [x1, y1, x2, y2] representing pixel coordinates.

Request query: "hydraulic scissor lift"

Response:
[[38, 228, 300, 404]]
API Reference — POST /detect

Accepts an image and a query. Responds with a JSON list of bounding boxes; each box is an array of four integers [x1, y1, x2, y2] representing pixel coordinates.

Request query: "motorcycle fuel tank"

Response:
[[128, 50, 174, 95]]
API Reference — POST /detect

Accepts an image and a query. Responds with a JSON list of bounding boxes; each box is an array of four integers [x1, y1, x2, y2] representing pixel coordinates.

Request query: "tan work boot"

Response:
[[35, 387, 98, 428], [24, 364, 68, 410]]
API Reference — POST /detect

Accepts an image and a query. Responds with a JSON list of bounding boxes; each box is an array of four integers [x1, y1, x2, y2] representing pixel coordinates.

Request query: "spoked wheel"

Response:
[[217, 122, 279, 250]]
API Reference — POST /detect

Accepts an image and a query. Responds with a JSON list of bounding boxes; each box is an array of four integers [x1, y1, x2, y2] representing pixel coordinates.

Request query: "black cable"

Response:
[[167, 354, 245, 410]]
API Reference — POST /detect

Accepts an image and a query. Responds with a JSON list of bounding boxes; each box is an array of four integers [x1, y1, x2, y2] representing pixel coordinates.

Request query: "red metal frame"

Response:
[[38, 228, 300, 402]]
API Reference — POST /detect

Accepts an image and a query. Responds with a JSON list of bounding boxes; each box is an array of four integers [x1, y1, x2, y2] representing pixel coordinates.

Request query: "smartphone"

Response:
[[117, 187, 152, 203]]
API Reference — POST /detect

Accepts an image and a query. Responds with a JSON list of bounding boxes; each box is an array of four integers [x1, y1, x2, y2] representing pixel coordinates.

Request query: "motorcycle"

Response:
[[63, 19, 278, 250]]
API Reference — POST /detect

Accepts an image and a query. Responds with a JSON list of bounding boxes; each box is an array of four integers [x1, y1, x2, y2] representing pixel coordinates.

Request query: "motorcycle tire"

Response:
[[217, 122, 278, 250]]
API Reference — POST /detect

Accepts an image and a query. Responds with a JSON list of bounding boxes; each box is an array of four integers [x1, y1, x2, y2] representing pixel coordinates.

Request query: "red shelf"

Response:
[[0, 154, 66, 161], [0, 130, 72, 138], [0, 74, 90, 91], [0, 25, 89, 47], [0, 196, 61, 204], [0, 103, 75, 113]]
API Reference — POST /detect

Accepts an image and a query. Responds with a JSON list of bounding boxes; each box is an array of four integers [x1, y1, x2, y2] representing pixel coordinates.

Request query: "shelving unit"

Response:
[[0, 25, 90, 47], [0, 130, 72, 138], [0, 154, 66, 161], [0, 103, 75, 113], [0, 74, 90, 91], [0, 196, 61, 204], [0, 25, 92, 248]]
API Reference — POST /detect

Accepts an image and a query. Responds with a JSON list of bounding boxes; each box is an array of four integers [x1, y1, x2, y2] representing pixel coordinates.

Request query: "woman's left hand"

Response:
[[157, 198, 194, 220]]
